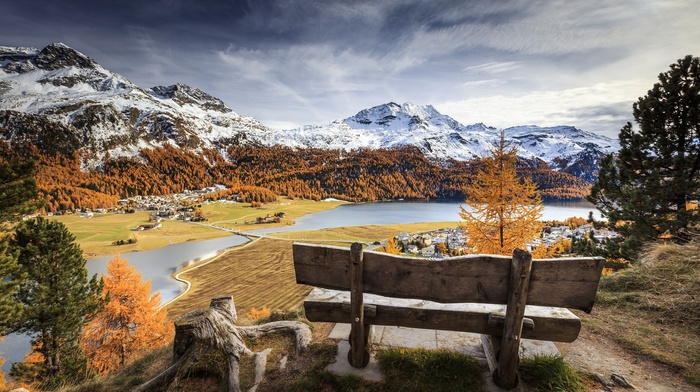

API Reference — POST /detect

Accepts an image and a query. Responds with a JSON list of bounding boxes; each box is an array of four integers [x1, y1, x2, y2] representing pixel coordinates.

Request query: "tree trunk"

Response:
[[133, 295, 311, 392]]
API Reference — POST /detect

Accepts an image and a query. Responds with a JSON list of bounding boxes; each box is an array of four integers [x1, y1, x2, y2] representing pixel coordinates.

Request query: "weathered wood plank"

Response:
[[293, 243, 604, 312], [349, 243, 369, 368], [303, 288, 581, 342], [496, 248, 532, 389]]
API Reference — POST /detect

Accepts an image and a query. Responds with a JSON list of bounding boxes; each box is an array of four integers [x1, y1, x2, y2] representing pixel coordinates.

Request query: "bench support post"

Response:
[[493, 248, 533, 389], [349, 242, 370, 367]]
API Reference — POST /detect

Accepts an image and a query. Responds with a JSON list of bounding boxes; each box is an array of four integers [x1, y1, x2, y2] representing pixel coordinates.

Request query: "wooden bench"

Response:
[[293, 242, 605, 389]]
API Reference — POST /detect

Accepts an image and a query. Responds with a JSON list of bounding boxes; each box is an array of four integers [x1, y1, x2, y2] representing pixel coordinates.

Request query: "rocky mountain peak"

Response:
[[150, 83, 232, 113], [33, 43, 96, 71], [346, 102, 444, 128]]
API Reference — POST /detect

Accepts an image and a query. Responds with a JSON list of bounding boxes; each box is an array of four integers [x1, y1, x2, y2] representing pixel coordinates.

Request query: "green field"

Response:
[[200, 198, 346, 230], [53, 197, 346, 258]]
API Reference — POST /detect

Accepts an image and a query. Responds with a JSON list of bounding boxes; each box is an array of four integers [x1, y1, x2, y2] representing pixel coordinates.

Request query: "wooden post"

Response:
[[494, 248, 533, 389], [349, 242, 370, 367]]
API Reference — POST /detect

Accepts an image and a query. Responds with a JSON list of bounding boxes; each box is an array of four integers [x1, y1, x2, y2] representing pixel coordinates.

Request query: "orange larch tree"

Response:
[[81, 255, 172, 374], [380, 237, 401, 255], [460, 132, 544, 255]]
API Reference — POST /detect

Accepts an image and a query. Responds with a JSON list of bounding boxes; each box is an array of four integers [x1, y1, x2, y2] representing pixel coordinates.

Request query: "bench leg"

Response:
[[348, 243, 370, 367], [493, 248, 533, 390], [348, 323, 371, 367]]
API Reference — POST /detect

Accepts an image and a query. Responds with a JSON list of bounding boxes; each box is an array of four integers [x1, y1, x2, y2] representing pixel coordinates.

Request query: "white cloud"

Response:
[[463, 62, 522, 73], [436, 80, 643, 137]]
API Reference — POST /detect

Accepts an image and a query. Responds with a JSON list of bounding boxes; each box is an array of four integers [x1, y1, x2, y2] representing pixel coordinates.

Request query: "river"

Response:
[[0, 199, 600, 373]]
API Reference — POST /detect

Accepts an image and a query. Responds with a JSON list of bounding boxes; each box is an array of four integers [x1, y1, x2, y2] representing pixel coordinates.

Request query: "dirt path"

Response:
[[557, 328, 698, 392]]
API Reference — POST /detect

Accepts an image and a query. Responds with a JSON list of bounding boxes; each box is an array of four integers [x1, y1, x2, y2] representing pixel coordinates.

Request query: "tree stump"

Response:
[[133, 295, 312, 392]]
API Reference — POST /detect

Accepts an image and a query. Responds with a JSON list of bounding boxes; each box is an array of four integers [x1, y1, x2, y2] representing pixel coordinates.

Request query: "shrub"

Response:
[[246, 306, 271, 320]]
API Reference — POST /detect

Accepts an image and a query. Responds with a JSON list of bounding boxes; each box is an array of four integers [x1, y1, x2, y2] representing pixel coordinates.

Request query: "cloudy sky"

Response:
[[2, 0, 698, 137]]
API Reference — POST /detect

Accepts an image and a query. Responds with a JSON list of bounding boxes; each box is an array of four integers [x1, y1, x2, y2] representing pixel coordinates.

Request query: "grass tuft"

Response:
[[377, 347, 483, 392], [61, 345, 173, 392], [519, 355, 585, 392]]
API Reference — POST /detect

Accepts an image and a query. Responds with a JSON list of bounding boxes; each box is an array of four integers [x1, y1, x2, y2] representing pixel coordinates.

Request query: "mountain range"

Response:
[[0, 43, 618, 184]]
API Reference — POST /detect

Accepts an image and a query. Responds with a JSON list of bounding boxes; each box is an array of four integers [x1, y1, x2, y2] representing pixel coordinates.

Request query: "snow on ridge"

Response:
[[0, 46, 39, 56], [272, 102, 619, 166]]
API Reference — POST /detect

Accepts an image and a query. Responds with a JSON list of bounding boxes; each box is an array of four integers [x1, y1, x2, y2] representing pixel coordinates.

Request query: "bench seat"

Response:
[[304, 287, 582, 343]]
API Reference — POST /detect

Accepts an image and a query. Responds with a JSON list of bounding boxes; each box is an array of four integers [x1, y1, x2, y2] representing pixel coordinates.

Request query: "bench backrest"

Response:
[[293, 242, 605, 313]]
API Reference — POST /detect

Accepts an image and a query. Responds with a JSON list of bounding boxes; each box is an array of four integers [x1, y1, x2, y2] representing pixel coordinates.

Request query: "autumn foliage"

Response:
[[460, 134, 544, 255], [246, 306, 272, 320], [0, 119, 592, 212], [380, 237, 401, 255], [81, 255, 172, 374]]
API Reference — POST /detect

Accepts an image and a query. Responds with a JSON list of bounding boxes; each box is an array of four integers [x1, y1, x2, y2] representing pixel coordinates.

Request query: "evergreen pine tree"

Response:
[[0, 238, 22, 333], [0, 159, 40, 227], [0, 159, 39, 332], [9, 217, 102, 388], [459, 132, 544, 255], [589, 55, 700, 258]]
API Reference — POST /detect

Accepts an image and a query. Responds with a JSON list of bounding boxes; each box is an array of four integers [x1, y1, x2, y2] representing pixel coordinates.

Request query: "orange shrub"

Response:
[[247, 306, 271, 320]]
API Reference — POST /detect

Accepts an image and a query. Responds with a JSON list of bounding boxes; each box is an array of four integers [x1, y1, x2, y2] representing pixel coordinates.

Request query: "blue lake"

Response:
[[248, 199, 600, 235]]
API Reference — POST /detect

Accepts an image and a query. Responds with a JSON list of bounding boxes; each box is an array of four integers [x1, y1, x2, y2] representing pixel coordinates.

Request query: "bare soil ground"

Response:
[[558, 327, 700, 392]]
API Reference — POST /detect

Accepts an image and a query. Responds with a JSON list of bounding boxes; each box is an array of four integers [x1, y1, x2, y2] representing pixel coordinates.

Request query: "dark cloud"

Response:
[[569, 102, 632, 119], [1, 0, 698, 133], [559, 102, 634, 137]]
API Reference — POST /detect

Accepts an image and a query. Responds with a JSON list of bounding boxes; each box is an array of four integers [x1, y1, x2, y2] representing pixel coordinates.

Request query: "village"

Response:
[[62, 186, 230, 223], [389, 223, 619, 258]]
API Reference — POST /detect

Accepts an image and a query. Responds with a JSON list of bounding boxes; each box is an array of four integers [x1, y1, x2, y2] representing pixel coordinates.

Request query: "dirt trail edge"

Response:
[[556, 328, 699, 391]]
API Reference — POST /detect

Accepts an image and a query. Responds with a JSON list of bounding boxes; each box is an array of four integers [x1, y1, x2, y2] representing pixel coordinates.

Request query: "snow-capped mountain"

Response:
[[266, 102, 491, 159], [0, 43, 268, 167], [0, 43, 618, 182], [269, 102, 619, 182]]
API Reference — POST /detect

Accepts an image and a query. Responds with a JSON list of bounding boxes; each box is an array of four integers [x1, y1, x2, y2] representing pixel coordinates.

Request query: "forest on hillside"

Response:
[[0, 133, 591, 212]]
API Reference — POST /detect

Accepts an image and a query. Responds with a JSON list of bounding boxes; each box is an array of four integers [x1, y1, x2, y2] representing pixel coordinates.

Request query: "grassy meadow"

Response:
[[52, 211, 229, 258], [52, 197, 347, 258], [586, 241, 700, 385]]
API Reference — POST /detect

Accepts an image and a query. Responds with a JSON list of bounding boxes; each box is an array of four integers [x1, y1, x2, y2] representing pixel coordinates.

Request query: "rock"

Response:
[[280, 355, 288, 370], [611, 373, 636, 389], [593, 372, 615, 388]]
